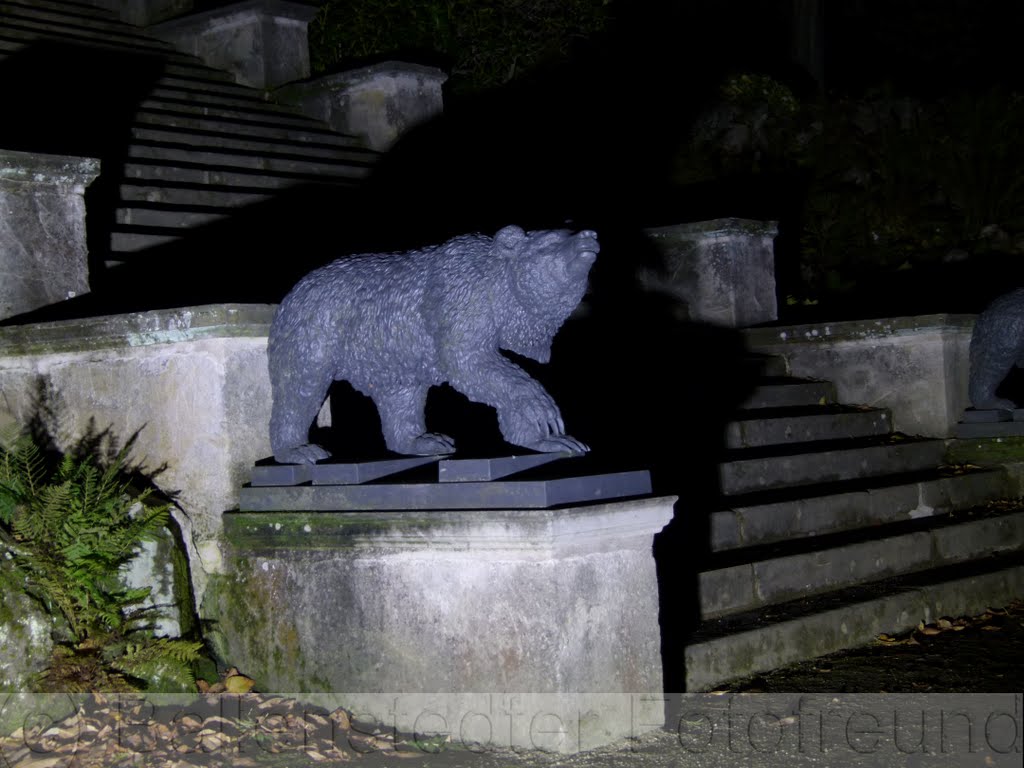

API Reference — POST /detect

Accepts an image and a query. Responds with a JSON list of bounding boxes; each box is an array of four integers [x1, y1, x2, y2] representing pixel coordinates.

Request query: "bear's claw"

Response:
[[527, 434, 590, 455], [403, 432, 457, 456]]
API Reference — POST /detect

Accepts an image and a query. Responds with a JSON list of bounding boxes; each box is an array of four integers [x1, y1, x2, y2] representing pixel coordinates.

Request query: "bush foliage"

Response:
[[309, 0, 611, 97], [0, 436, 203, 692]]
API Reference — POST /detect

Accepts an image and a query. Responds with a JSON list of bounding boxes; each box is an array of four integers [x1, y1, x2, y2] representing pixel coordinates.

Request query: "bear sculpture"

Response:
[[969, 287, 1024, 410], [267, 225, 598, 463]]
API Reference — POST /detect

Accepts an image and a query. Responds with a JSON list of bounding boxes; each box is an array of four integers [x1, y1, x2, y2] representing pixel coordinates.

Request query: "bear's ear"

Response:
[[494, 225, 526, 254]]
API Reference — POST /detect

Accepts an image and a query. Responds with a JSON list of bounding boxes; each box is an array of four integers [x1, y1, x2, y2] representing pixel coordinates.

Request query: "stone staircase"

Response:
[[680, 355, 1024, 690], [0, 0, 378, 273]]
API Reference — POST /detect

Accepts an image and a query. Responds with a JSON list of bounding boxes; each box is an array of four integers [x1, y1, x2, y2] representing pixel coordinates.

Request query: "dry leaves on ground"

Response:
[[0, 692, 424, 768]]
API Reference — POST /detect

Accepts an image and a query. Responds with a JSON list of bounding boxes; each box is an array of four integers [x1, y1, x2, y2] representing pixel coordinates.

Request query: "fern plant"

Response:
[[0, 435, 204, 692]]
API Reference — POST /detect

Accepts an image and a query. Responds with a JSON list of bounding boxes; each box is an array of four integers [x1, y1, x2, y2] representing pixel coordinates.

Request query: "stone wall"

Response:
[[275, 62, 448, 152], [745, 314, 975, 438], [641, 218, 778, 327], [0, 150, 99, 322], [0, 304, 276, 607]]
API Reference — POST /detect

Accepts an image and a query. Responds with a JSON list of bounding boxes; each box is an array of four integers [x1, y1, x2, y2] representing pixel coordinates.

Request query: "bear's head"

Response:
[[494, 225, 599, 362]]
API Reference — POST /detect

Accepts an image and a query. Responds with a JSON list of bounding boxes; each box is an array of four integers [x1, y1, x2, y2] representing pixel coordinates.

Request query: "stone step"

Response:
[[745, 353, 789, 378], [698, 504, 1024, 619], [0, 31, 230, 85], [139, 87, 319, 121], [725, 404, 892, 449], [126, 142, 375, 179], [114, 203, 234, 230], [133, 106, 362, 145], [107, 228, 183, 254], [0, 20, 236, 84], [0, 2, 179, 48], [719, 435, 947, 495], [684, 550, 1024, 691], [118, 180, 276, 208], [0, 9, 187, 57], [710, 466, 1010, 551], [151, 73, 274, 101], [741, 377, 835, 409], [2, 0, 120, 23], [153, 59, 239, 86], [121, 160, 363, 190], [130, 125, 372, 163]]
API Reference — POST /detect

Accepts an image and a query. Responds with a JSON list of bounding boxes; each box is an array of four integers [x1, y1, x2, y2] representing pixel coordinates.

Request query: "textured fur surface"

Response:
[[267, 225, 598, 463], [969, 287, 1024, 410]]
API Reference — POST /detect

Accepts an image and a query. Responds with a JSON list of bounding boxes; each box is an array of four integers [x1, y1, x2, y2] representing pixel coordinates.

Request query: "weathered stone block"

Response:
[[209, 496, 676, 751], [0, 304, 276, 609], [641, 218, 778, 327], [0, 150, 99, 321], [276, 62, 448, 151], [150, 0, 317, 89], [746, 314, 975, 438]]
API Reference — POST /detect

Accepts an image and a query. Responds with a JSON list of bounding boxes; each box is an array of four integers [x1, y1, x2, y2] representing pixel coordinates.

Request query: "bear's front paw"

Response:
[[274, 443, 332, 465], [526, 434, 590, 455], [400, 432, 456, 456], [510, 391, 565, 442]]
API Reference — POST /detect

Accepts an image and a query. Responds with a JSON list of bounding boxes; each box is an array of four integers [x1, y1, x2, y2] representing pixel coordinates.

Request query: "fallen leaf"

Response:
[[330, 709, 352, 730], [225, 674, 256, 694]]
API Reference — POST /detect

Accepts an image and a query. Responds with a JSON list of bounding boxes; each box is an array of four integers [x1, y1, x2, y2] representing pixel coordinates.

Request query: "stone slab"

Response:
[[438, 452, 572, 482], [239, 470, 653, 510], [311, 456, 441, 485], [250, 464, 311, 486], [954, 421, 1024, 439], [251, 456, 443, 486], [961, 408, 1012, 423]]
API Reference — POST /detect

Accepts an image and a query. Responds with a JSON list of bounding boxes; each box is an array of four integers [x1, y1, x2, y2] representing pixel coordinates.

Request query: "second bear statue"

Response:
[[267, 225, 598, 464], [969, 287, 1024, 411]]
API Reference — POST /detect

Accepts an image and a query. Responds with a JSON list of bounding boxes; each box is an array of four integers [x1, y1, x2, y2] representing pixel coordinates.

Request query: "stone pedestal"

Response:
[[210, 495, 676, 752], [0, 150, 99, 321], [275, 62, 448, 152], [150, 0, 317, 89], [641, 218, 778, 327]]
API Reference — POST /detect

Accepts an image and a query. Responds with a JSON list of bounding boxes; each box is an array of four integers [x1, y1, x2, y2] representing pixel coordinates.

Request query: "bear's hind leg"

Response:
[[969, 330, 1019, 411], [270, 372, 334, 464], [373, 385, 455, 455]]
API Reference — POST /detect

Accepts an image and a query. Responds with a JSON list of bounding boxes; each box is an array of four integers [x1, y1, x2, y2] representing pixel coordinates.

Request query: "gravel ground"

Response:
[[3, 603, 1021, 768]]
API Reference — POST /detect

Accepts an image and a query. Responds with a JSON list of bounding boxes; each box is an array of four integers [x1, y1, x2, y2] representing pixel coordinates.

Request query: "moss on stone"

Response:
[[946, 436, 1024, 466]]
